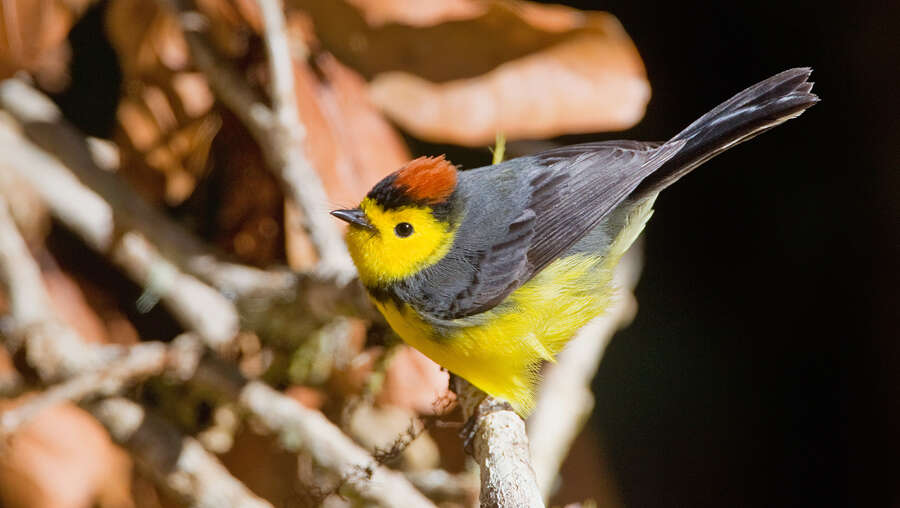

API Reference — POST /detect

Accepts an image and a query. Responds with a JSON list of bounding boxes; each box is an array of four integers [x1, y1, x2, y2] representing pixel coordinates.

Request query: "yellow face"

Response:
[[345, 198, 456, 286]]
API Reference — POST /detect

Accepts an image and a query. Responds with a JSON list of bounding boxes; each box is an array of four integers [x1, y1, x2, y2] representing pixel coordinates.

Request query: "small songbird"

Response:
[[331, 68, 818, 414]]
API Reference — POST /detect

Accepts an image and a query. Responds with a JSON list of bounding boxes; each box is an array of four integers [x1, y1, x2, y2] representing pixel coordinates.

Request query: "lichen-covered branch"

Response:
[[452, 377, 544, 508]]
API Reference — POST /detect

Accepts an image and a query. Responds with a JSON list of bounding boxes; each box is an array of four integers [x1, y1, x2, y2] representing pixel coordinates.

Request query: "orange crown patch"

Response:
[[393, 155, 458, 204]]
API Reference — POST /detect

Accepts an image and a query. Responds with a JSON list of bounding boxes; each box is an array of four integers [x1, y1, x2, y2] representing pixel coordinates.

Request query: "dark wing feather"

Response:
[[451, 208, 537, 314], [524, 141, 672, 275], [408, 140, 683, 321], [408, 69, 818, 321]]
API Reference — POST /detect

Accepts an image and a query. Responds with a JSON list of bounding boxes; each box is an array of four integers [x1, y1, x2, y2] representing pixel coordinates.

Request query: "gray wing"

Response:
[[397, 140, 684, 322]]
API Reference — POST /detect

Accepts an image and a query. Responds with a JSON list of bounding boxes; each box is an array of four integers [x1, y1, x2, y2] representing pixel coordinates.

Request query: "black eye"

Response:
[[394, 222, 414, 238]]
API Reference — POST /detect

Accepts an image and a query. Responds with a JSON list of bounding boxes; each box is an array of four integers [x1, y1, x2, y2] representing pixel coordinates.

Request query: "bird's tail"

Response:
[[634, 67, 819, 196]]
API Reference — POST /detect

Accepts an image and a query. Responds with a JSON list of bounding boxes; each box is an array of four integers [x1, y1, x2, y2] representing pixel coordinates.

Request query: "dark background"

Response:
[[54, 1, 897, 506], [562, 1, 896, 507]]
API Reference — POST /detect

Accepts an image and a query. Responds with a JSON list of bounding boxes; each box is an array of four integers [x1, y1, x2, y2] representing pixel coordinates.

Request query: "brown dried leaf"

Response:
[[378, 346, 451, 415], [292, 0, 640, 81], [43, 267, 111, 344], [107, 1, 408, 266], [218, 427, 307, 507], [40, 256, 141, 345], [203, 15, 409, 268], [345, 0, 485, 27], [369, 34, 649, 145], [284, 385, 326, 409], [0, 0, 93, 91], [0, 347, 18, 392], [292, 0, 648, 145], [106, 0, 220, 205], [284, 50, 410, 268], [206, 115, 286, 265], [0, 400, 134, 508]]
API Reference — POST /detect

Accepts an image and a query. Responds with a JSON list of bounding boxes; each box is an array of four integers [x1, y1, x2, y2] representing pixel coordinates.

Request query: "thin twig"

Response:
[[0, 85, 240, 350], [527, 246, 641, 499], [0, 342, 168, 438], [0, 197, 271, 508], [452, 377, 544, 508], [255, 0, 351, 277], [405, 468, 480, 505], [191, 361, 437, 507], [0, 76, 292, 297], [90, 397, 272, 508], [163, 0, 354, 281], [0, 77, 374, 331], [0, 191, 431, 505]]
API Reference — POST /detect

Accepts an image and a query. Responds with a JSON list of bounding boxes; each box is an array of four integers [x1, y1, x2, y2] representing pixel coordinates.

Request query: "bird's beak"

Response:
[[330, 208, 374, 230]]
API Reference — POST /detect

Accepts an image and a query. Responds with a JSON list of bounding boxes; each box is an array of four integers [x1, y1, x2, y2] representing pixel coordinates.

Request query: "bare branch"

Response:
[[0, 342, 168, 438], [90, 397, 272, 508], [0, 77, 373, 331], [405, 468, 480, 505], [452, 377, 544, 508], [191, 360, 437, 507], [0, 86, 239, 350], [255, 0, 352, 276], [0, 197, 271, 508], [0, 192, 119, 378], [527, 247, 642, 500], [0, 76, 286, 296], [0, 196, 430, 505], [163, 0, 354, 281]]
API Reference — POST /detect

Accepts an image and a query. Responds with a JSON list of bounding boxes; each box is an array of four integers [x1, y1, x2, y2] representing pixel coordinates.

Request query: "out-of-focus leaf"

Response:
[[345, 0, 485, 27], [0, 347, 18, 393], [0, 0, 93, 91], [107, 1, 409, 267], [106, 0, 220, 205], [218, 427, 309, 507], [292, 0, 648, 145], [44, 268, 111, 344], [369, 34, 648, 145], [0, 400, 134, 508], [41, 262, 141, 345], [346, 404, 441, 470], [205, 118, 286, 265], [292, 0, 626, 82], [378, 346, 451, 415], [283, 49, 411, 268], [284, 385, 326, 409]]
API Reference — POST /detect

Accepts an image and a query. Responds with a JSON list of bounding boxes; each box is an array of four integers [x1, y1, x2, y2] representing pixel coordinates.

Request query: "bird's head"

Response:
[[331, 155, 461, 287]]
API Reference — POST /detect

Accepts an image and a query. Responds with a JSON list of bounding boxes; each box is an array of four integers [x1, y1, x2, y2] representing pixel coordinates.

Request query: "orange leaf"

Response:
[[293, 0, 649, 144]]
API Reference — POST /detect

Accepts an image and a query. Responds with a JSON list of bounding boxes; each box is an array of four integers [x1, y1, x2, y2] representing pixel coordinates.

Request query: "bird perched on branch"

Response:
[[332, 68, 818, 415]]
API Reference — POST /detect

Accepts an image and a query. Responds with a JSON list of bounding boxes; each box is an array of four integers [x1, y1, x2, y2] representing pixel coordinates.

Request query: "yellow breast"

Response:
[[376, 253, 617, 415], [372, 197, 657, 414]]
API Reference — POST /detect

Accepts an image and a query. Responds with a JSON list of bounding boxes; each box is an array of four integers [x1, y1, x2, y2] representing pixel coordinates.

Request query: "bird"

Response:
[[331, 68, 818, 415]]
